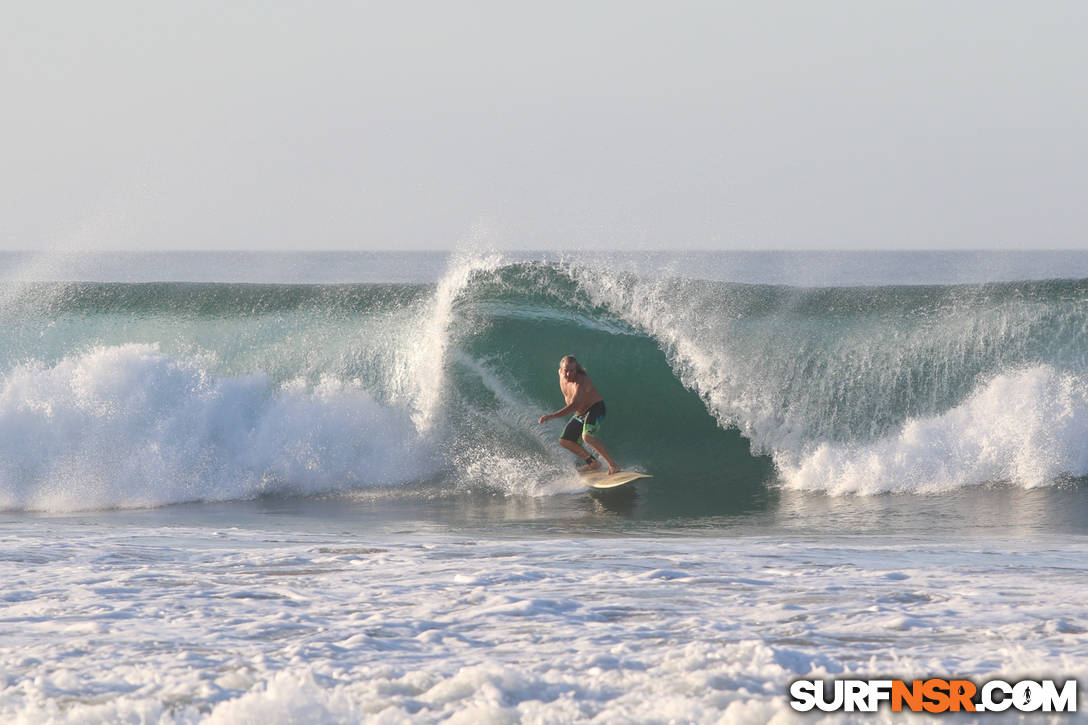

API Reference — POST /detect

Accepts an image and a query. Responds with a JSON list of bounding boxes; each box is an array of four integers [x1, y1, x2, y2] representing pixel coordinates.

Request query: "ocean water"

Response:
[[2, 250, 1087, 723]]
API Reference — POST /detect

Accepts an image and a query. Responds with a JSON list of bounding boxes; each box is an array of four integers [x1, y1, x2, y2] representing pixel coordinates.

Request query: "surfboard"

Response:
[[580, 470, 651, 490]]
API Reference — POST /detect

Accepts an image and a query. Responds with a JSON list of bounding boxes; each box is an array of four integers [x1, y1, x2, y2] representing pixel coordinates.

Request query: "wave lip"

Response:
[[780, 366, 1088, 494], [0, 343, 435, 512]]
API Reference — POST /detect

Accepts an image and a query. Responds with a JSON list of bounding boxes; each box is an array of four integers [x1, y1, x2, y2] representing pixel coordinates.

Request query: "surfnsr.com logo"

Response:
[[789, 678, 1077, 714]]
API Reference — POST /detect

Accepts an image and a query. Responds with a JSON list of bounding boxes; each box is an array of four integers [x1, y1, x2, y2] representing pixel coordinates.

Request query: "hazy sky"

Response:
[[4, 1, 1086, 251]]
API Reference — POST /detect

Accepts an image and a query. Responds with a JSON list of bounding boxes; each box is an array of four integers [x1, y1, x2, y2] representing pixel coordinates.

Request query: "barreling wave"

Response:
[[2, 253, 1088, 511]]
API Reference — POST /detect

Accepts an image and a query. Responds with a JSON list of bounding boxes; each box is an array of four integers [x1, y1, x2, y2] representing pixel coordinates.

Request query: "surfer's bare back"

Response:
[[538, 355, 619, 475]]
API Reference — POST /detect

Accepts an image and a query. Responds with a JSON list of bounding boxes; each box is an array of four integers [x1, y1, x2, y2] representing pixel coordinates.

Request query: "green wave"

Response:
[[3, 264, 1087, 508]]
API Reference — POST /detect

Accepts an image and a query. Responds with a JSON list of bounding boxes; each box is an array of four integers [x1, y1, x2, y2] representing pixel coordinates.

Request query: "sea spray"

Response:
[[394, 251, 504, 433], [0, 344, 434, 511], [445, 351, 582, 496]]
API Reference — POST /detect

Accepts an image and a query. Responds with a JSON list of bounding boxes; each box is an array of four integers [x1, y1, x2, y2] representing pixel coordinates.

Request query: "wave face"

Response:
[[2, 254, 1088, 510]]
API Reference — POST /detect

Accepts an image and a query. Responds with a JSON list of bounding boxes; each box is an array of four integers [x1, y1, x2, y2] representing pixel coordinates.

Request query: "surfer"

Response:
[[538, 355, 620, 474]]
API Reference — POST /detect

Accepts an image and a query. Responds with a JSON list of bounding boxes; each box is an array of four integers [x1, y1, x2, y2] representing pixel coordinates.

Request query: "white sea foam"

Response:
[[782, 366, 1088, 494], [2, 526, 1085, 723], [0, 343, 436, 511]]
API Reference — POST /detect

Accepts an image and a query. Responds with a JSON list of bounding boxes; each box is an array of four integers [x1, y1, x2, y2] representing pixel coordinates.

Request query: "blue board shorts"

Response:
[[561, 400, 606, 442]]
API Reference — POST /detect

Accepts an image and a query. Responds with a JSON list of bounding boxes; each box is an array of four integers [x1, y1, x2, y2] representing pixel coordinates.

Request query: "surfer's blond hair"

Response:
[[560, 355, 586, 375]]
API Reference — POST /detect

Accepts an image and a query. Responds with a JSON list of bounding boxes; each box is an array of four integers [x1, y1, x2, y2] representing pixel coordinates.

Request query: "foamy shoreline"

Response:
[[3, 521, 1085, 723]]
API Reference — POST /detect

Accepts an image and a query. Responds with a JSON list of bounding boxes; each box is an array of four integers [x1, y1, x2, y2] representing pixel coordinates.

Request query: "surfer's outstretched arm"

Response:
[[539, 401, 577, 424]]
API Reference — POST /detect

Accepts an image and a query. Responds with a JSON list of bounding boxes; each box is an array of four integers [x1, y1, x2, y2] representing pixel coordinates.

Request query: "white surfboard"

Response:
[[580, 470, 652, 490]]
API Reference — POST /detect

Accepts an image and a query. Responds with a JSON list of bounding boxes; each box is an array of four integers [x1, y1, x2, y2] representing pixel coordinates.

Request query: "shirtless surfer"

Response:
[[538, 355, 619, 474]]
